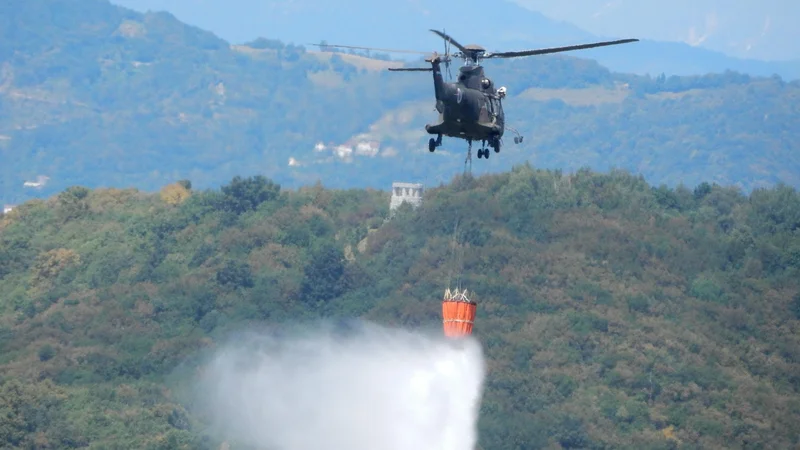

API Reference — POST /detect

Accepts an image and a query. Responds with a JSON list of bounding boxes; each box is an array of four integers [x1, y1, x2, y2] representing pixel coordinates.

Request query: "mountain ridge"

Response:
[[512, 0, 800, 62], [109, 0, 800, 80], [1, 0, 798, 207]]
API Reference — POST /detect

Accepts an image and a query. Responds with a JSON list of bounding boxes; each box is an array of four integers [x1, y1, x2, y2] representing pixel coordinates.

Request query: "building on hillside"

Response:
[[3, 204, 15, 214], [389, 182, 423, 212], [23, 175, 50, 188]]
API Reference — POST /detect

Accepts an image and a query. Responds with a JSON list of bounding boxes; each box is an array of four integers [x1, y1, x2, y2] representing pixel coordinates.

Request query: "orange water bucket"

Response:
[[442, 288, 476, 337]]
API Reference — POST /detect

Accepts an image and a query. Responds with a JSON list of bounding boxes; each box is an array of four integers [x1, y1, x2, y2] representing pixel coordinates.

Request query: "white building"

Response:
[[389, 182, 424, 212], [3, 204, 15, 214], [23, 175, 49, 188]]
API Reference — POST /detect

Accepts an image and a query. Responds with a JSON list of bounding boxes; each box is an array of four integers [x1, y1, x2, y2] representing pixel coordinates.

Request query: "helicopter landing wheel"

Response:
[[428, 138, 436, 152], [490, 136, 501, 153], [477, 149, 483, 159], [484, 149, 490, 159]]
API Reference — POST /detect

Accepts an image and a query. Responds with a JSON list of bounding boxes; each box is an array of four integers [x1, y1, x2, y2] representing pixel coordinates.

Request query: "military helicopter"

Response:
[[311, 30, 638, 163]]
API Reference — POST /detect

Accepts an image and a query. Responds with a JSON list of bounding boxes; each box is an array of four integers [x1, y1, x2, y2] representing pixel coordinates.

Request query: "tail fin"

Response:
[[386, 53, 448, 101]]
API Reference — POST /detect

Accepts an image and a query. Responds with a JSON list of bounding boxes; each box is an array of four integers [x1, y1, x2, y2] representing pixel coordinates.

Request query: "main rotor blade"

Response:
[[388, 67, 434, 71], [306, 43, 430, 55], [429, 29, 467, 54], [487, 38, 639, 58]]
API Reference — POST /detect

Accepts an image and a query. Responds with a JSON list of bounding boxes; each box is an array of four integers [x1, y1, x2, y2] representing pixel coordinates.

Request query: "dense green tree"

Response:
[[301, 243, 346, 304], [56, 186, 90, 222], [220, 175, 281, 215], [215, 259, 254, 289]]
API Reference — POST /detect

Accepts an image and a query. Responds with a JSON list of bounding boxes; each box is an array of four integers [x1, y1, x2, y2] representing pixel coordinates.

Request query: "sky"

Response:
[[109, 0, 799, 62], [513, 0, 799, 61]]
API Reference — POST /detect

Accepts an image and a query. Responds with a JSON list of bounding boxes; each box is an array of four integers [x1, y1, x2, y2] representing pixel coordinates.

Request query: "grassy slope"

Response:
[[1, 168, 799, 449]]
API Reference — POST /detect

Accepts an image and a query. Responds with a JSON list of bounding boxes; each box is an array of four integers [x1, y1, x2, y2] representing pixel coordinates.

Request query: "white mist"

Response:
[[197, 322, 486, 450]]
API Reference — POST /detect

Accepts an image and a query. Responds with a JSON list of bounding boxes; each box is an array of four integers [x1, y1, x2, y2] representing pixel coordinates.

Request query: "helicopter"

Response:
[[311, 30, 638, 163]]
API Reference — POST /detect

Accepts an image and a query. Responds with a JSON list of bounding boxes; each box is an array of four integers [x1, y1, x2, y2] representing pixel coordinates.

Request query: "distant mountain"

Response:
[[514, 0, 800, 62], [1, 0, 798, 207], [110, 0, 596, 50], [110, 0, 800, 80], [579, 39, 800, 80]]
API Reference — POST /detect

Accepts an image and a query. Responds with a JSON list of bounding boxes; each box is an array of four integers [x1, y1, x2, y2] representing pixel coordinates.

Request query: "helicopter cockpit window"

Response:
[[481, 78, 491, 90]]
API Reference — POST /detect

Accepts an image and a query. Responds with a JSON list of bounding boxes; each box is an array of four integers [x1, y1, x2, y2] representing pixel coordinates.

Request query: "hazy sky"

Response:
[[109, 0, 799, 61], [513, 0, 799, 61]]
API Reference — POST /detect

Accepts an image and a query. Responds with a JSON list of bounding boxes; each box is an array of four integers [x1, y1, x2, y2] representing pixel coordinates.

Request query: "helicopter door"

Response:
[[493, 96, 503, 116], [486, 95, 498, 120], [479, 103, 490, 124]]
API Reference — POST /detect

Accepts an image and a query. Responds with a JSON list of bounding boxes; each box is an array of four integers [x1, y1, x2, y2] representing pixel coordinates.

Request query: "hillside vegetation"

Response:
[[1, 168, 799, 449], [2, 0, 799, 206]]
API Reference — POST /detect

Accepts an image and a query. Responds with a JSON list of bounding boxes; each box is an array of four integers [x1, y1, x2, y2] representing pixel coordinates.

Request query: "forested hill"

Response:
[[2, 0, 799, 207], [1, 169, 799, 448]]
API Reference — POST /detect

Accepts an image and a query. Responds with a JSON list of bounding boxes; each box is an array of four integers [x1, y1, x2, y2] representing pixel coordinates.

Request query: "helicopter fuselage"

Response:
[[425, 59, 504, 144]]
